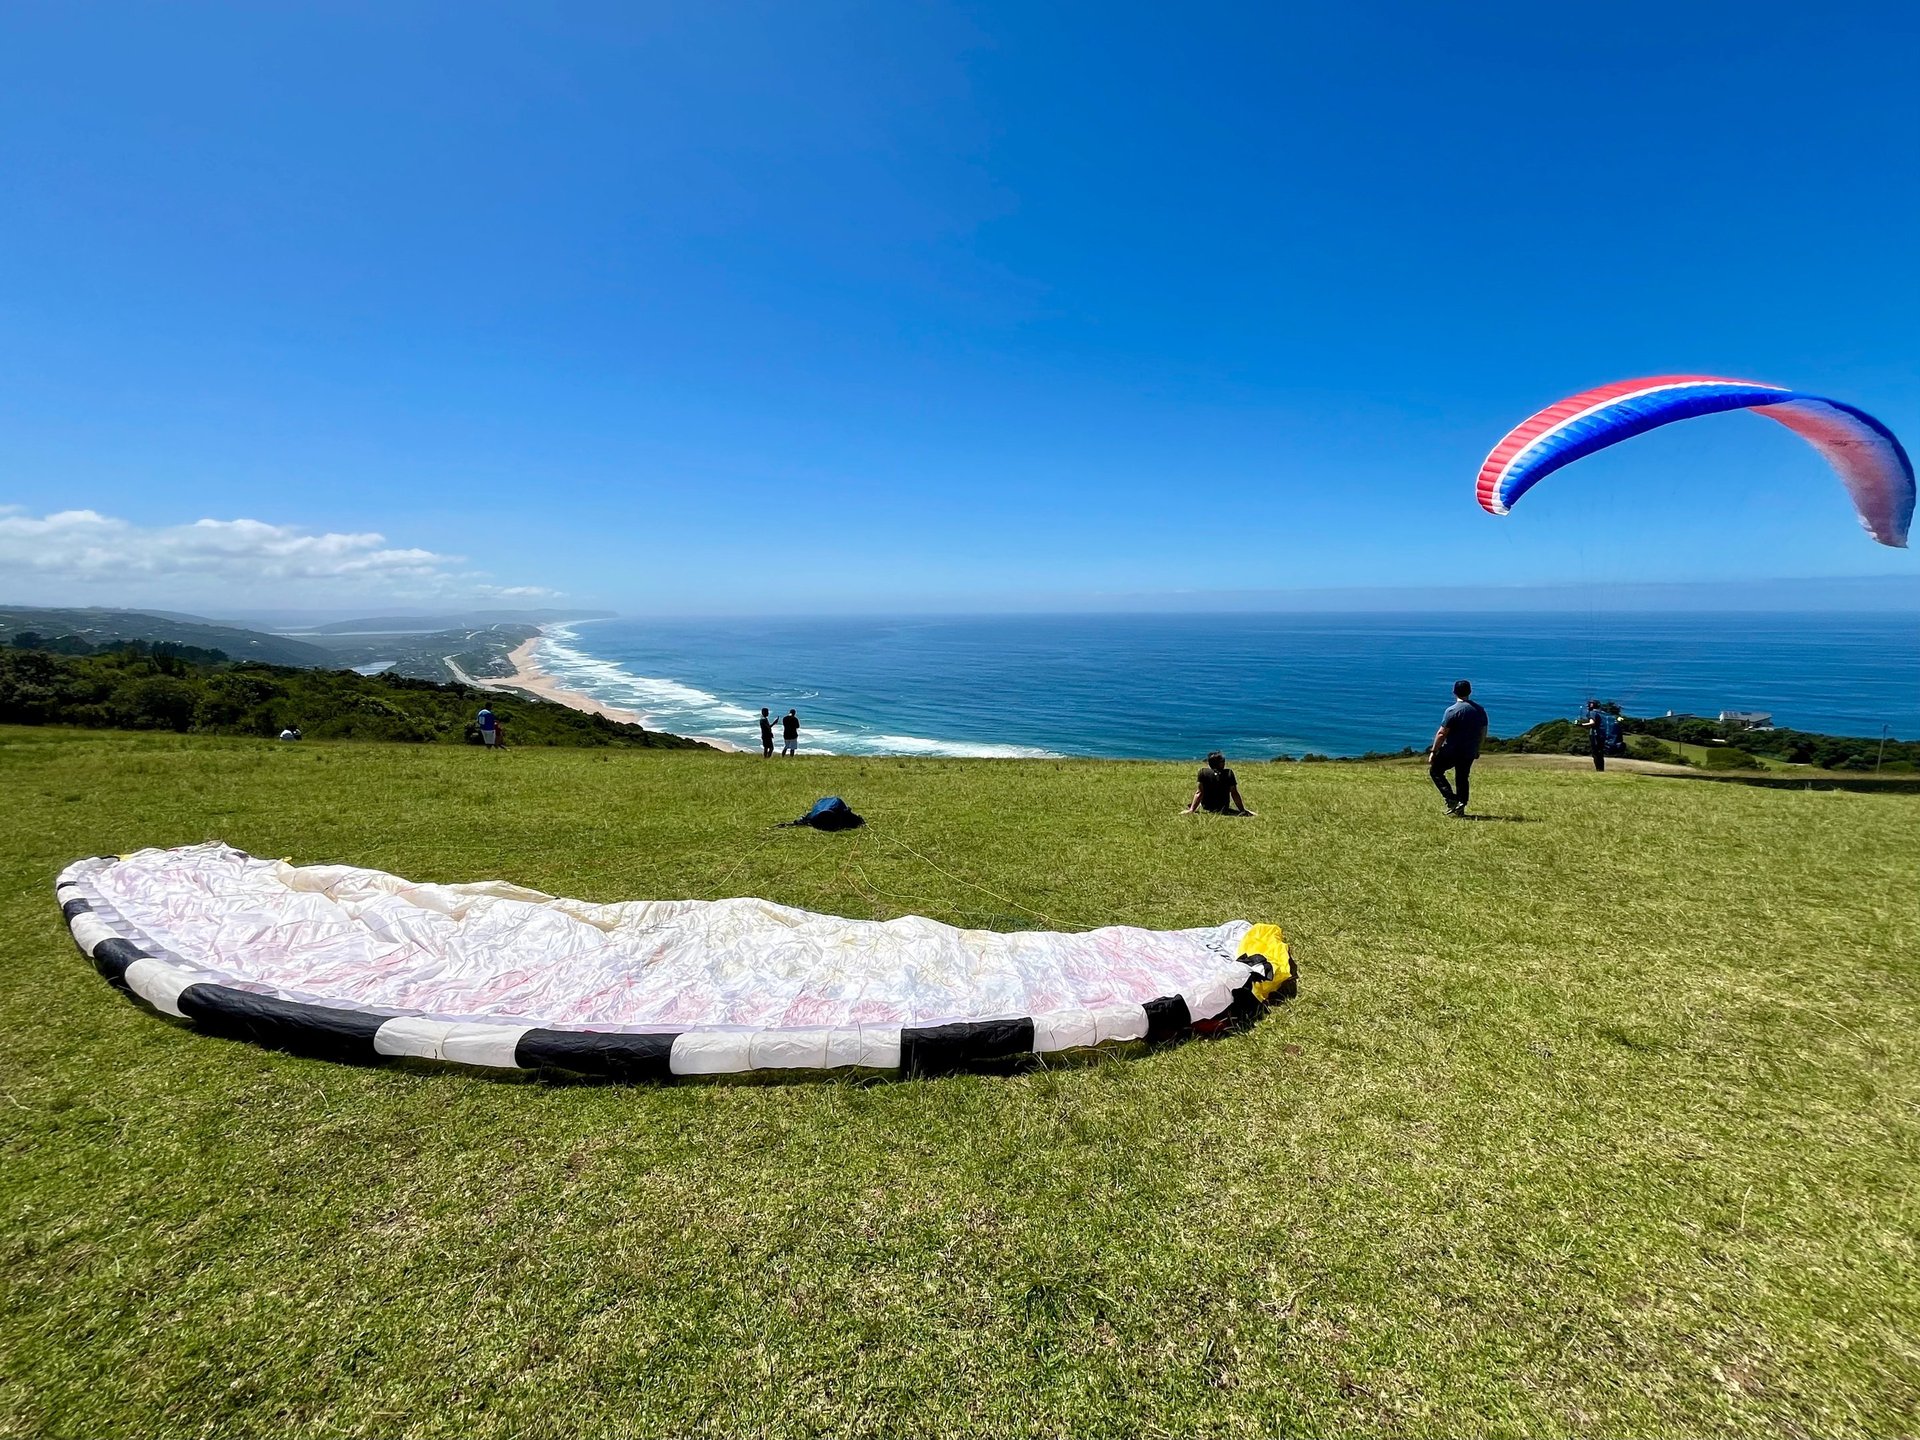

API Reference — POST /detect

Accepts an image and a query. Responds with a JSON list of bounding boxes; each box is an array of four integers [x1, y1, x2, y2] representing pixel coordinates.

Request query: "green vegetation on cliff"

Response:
[[0, 643, 705, 749], [1484, 714, 1917, 774], [0, 605, 336, 666]]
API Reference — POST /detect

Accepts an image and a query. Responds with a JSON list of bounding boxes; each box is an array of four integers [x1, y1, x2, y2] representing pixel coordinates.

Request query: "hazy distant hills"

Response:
[[0, 604, 596, 684], [282, 609, 614, 635], [0, 606, 337, 667]]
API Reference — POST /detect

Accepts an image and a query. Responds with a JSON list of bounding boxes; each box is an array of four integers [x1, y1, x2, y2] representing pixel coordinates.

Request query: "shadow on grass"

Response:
[[1652, 771, 1920, 795], [1456, 813, 1537, 824]]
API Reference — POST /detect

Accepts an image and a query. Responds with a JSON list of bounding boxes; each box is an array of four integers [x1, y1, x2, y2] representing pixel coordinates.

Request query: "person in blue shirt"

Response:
[[476, 705, 503, 750], [1429, 679, 1488, 816]]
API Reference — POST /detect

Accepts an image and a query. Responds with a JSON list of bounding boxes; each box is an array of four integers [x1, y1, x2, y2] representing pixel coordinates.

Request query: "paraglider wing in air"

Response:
[[1475, 375, 1914, 547]]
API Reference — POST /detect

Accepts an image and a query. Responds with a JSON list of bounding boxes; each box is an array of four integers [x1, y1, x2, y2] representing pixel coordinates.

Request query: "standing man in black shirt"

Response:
[[759, 707, 775, 758], [1186, 751, 1254, 816], [1429, 679, 1489, 816], [781, 708, 800, 757]]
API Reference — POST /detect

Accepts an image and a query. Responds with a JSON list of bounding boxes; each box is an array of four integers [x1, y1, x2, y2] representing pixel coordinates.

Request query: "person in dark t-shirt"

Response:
[[1186, 751, 1254, 816], [781, 709, 799, 757], [1578, 700, 1623, 771], [1578, 699, 1608, 771], [759, 707, 775, 758], [1429, 679, 1488, 815]]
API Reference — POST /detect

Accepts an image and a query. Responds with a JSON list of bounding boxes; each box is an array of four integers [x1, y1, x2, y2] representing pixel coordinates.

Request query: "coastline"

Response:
[[501, 636, 745, 752], [489, 613, 1917, 761]]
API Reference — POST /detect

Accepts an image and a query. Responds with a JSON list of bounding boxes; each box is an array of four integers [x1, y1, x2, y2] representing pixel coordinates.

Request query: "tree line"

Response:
[[1475, 714, 1915, 771], [1277, 714, 1916, 772]]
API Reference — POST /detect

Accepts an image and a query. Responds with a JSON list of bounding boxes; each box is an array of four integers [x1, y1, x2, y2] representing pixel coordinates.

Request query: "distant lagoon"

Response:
[[531, 612, 1920, 759]]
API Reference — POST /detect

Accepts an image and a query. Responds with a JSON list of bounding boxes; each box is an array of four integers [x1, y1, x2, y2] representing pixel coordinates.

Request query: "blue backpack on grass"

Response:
[[788, 797, 865, 831]]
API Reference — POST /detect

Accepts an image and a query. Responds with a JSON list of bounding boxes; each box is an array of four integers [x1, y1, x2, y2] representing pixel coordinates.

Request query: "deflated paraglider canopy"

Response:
[[55, 844, 1293, 1081], [789, 796, 864, 831], [1477, 375, 1915, 547]]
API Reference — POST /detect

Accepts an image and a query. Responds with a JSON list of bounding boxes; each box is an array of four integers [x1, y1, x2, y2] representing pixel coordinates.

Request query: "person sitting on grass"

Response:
[[1185, 751, 1254, 816]]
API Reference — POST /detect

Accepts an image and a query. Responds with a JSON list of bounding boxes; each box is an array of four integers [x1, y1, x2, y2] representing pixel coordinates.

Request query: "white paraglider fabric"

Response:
[[71, 843, 1255, 1033]]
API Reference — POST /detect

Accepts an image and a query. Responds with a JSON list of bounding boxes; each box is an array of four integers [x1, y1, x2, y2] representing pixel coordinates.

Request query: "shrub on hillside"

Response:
[[1484, 718, 1589, 756], [193, 672, 281, 730], [110, 675, 199, 731], [1632, 715, 1726, 747], [1625, 735, 1685, 765], [1699, 747, 1763, 771]]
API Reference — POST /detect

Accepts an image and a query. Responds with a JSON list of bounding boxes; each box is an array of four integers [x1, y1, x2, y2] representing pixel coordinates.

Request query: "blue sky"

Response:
[[2, 2, 1916, 614]]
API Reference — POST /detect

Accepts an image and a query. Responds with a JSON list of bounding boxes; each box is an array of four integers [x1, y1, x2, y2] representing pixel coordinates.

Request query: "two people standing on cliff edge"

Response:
[[760, 707, 800, 757]]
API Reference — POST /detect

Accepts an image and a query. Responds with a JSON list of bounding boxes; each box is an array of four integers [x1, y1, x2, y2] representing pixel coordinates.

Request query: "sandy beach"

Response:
[[501, 636, 743, 751]]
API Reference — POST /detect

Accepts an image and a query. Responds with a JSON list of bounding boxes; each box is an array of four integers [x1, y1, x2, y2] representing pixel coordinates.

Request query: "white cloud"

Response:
[[0, 508, 560, 603]]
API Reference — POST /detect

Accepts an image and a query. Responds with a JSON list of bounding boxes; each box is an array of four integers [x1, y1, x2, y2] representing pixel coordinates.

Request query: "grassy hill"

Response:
[[2, 729, 1915, 1437]]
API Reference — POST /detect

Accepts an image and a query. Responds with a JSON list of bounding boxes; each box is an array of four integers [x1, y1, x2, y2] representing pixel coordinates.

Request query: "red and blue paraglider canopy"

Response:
[[1476, 375, 1914, 547]]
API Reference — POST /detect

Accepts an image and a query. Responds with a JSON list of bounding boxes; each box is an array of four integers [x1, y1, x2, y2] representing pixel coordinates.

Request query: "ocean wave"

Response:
[[848, 733, 1061, 759], [531, 630, 1058, 758], [538, 638, 752, 715]]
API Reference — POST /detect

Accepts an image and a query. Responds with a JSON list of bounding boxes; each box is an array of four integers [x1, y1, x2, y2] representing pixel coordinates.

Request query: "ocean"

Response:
[[532, 612, 1920, 759]]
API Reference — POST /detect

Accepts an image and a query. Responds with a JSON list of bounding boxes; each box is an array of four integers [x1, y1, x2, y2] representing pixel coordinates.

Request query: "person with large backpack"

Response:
[[1579, 700, 1619, 771], [1604, 708, 1624, 756]]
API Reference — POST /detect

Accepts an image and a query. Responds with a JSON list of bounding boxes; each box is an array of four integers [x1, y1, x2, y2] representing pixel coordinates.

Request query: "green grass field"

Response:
[[3, 726, 1916, 1438]]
